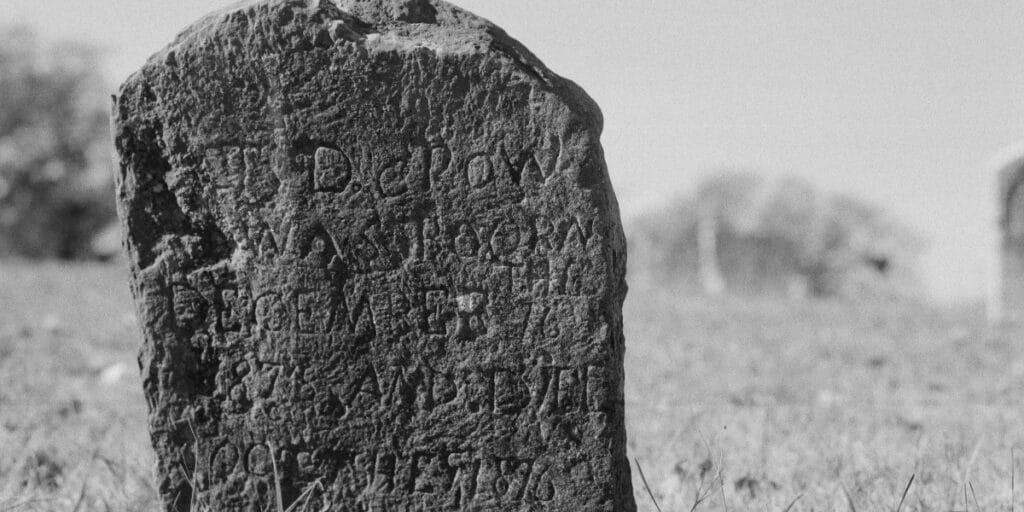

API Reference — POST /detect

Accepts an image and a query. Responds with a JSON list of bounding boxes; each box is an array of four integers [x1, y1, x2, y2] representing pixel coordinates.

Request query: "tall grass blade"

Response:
[[72, 449, 100, 512], [0, 499, 57, 512], [841, 484, 858, 512], [782, 493, 803, 512], [269, 441, 285, 512], [895, 474, 914, 512], [71, 480, 89, 512], [187, 420, 200, 512], [633, 458, 663, 512], [285, 479, 325, 512]]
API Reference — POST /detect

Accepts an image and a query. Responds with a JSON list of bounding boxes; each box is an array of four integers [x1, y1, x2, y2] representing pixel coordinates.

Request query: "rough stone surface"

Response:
[[112, 0, 634, 510]]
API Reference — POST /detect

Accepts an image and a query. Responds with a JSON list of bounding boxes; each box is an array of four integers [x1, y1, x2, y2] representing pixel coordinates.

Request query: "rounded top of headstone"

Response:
[[990, 141, 1024, 204], [131, 0, 601, 130], [992, 142, 1024, 177], [335, 0, 443, 24]]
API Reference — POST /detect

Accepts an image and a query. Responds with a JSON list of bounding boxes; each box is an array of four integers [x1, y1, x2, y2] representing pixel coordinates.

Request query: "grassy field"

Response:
[[0, 262, 156, 510], [1, 261, 1022, 511]]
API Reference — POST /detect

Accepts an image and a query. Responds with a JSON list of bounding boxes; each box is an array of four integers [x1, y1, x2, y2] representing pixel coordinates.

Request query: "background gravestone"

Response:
[[996, 156, 1024, 323], [112, 0, 634, 510]]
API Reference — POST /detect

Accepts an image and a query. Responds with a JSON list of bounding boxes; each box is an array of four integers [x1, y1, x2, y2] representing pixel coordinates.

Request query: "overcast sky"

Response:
[[9, 0, 1024, 302]]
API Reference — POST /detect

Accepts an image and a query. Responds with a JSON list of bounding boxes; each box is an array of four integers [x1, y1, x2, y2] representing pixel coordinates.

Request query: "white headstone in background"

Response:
[[989, 142, 1024, 324]]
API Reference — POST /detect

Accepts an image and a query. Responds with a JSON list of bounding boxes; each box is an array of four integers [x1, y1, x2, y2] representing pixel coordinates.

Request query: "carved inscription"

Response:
[[314, 147, 352, 191], [200, 445, 568, 509], [113, 1, 633, 510]]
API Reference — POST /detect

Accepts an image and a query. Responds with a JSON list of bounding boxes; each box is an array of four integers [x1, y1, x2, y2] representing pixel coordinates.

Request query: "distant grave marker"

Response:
[[993, 145, 1024, 323], [111, 0, 635, 510]]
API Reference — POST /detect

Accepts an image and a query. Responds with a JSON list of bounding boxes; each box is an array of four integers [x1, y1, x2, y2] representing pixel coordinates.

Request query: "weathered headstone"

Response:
[[993, 147, 1024, 323], [112, 0, 634, 510]]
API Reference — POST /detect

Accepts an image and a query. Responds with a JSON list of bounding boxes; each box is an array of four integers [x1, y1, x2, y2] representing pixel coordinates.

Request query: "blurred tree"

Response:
[[0, 26, 115, 259], [695, 172, 757, 295], [629, 171, 924, 300]]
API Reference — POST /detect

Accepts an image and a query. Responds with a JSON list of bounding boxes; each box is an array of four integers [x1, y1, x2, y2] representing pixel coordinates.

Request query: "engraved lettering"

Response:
[[314, 147, 352, 191]]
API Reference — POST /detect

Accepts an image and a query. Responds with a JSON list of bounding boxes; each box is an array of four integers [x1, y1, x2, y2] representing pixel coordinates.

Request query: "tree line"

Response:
[[629, 171, 924, 300], [0, 27, 115, 259]]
